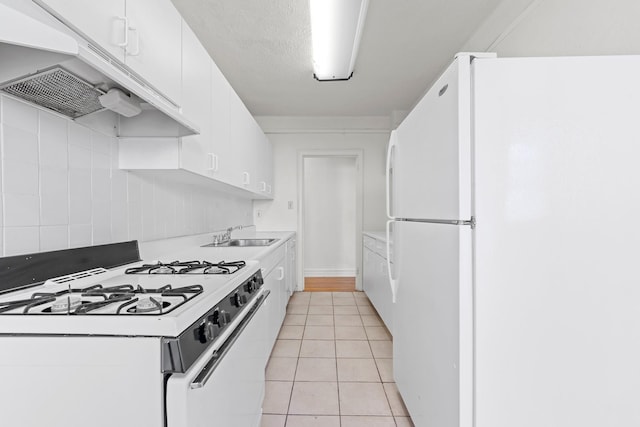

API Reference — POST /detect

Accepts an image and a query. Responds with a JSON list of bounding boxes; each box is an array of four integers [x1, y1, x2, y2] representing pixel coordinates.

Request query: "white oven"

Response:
[[166, 290, 270, 426]]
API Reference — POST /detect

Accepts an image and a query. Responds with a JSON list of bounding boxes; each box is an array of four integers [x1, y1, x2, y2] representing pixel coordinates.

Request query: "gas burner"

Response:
[[125, 260, 246, 275], [50, 296, 82, 313], [0, 283, 204, 316], [133, 296, 165, 313]]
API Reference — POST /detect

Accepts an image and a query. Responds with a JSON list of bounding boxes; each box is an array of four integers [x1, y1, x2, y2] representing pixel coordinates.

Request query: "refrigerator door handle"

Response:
[[386, 131, 398, 219], [386, 220, 398, 303]]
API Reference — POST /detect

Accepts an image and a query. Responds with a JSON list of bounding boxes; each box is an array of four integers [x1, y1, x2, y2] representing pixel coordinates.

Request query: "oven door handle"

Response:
[[190, 290, 270, 389]]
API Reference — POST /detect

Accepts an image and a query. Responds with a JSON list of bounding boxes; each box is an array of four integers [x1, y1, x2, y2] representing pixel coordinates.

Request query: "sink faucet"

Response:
[[211, 225, 244, 246]]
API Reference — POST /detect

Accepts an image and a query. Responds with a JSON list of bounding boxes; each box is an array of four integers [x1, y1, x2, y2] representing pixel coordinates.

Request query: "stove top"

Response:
[[0, 257, 263, 338], [124, 260, 246, 275], [0, 283, 204, 315]]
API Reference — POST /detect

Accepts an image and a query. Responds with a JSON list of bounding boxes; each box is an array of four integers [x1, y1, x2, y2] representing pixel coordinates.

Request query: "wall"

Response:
[[463, 0, 640, 56], [303, 156, 356, 277], [0, 94, 253, 257], [253, 117, 389, 234]]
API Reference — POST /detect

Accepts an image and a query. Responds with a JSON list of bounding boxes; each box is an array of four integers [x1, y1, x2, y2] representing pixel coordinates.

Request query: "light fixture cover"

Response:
[[310, 0, 369, 81], [98, 88, 142, 117]]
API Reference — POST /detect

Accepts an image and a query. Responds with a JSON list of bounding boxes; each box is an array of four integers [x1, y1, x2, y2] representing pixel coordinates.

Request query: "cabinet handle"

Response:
[[243, 172, 250, 186], [206, 153, 218, 171], [115, 16, 129, 47], [277, 267, 285, 281], [127, 26, 140, 56]]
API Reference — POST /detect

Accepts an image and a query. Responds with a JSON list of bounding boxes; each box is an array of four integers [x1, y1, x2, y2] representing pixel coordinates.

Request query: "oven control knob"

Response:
[[197, 321, 216, 343], [232, 292, 245, 307], [256, 276, 264, 285], [214, 310, 231, 327], [244, 282, 254, 293]]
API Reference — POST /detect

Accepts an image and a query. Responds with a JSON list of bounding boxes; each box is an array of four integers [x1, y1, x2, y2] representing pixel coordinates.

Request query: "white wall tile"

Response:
[[40, 167, 68, 198], [4, 160, 38, 195], [39, 111, 68, 169], [68, 122, 91, 149], [69, 224, 92, 248], [91, 131, 112, 154], [1, 96, 254, 255], [40, 167, 69, 225], [2, 96, 38, 133], [69, 144, 91, 169], [3, 125, 38, 162], [91, 169, 110, 201], [69, 169, 91, 224], [4, 226, 39, 256], [40, 225, 69, 252], [111, 170, 128, 242], [4, 194, 39, 226], [128, 202, 143, 242], [92, 200, 112, 245]]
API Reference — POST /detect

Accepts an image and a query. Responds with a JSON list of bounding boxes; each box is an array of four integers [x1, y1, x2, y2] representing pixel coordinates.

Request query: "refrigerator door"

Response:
[[393, 55, 472, 221], [473, 55, 640, 427], [392, 220, 472, 427]]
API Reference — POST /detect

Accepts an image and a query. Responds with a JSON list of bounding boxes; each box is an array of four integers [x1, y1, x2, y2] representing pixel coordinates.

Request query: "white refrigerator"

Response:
[[387, 53, 640, 427]]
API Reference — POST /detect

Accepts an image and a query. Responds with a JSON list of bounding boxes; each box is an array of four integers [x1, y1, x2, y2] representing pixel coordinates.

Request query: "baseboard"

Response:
[[304, 269, 356, 277]]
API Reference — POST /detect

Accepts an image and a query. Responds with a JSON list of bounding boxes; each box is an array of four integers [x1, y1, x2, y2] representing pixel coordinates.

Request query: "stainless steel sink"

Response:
[[202, 238, 279, 247]]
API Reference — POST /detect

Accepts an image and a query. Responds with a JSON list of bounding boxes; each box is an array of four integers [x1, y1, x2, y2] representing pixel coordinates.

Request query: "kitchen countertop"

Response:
[[139, 229, 295, 264]]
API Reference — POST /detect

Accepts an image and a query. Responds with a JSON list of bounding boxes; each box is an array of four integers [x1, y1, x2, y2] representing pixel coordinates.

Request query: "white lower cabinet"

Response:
[[363, 238, 393, 335], [261, 245, 288, 356]]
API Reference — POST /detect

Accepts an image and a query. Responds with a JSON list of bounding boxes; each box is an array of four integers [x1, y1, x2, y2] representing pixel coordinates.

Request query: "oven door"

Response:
[[166, 290, 270, 427]]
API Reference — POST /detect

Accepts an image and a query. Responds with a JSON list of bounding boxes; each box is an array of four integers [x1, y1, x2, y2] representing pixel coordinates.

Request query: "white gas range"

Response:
[[0, 242, 270, 427]]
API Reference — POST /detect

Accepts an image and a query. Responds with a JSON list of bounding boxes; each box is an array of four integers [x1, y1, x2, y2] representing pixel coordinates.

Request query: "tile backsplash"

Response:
[[0, 95, 253, 256]]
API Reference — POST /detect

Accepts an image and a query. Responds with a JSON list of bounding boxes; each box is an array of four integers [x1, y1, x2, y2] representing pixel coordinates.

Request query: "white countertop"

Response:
[[139, 229, 296, 264]]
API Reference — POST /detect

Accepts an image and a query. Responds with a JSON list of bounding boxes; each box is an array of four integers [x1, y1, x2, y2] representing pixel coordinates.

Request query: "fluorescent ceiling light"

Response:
[[309, 0, 369, 81]]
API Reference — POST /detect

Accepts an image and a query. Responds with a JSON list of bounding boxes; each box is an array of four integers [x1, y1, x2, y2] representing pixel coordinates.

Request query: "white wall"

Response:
[[0, 94, 253, 257], [303, 156, 356, 277], [464, 0, 640, 56], [253, 124, 388, 234]]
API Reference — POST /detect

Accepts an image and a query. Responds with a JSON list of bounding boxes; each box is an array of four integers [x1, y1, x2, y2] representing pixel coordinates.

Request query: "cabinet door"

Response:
[[255, 130, 273, 195], [34, 0, 126, 61], [180, 21, 212, 176], [125, 0, 182, 105], [228, 90, 255, 189], [262, 259, 286, 355], [210, 61, 232, 182]]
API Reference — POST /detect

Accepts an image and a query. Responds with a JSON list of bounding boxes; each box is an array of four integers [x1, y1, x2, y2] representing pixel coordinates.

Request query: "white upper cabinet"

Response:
[[34, 0, 126, 61], [34, 0, 182, 105], [210, 60, 233, 183], [228, 90, 256, 189], [180, 20, 212, 176], [125, 0, 182, 105]]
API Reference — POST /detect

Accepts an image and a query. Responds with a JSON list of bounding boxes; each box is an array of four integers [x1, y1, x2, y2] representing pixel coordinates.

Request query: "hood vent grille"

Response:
[[0, 67, 105, 119]]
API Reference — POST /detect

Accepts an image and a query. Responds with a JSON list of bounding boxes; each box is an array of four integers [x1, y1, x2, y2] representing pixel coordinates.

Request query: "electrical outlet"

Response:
[[288, 201, 293, 210]]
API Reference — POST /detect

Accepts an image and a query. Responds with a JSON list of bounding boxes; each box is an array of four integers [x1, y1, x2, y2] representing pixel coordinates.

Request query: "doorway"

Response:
[[297, 150, 363, 292]]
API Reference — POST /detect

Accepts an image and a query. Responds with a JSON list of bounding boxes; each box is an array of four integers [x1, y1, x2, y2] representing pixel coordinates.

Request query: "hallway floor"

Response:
[[261, 291, 414, 427]]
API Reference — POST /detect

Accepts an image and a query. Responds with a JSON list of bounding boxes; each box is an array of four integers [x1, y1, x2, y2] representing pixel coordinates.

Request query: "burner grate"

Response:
[[125, 260, 246, 275]]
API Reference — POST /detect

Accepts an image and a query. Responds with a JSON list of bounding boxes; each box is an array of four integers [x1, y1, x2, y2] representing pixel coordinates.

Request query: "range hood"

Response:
[[0, 1, 198, 137]]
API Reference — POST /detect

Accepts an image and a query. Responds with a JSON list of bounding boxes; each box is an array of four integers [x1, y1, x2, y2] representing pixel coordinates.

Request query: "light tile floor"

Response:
[[261, 291, 414, 427]]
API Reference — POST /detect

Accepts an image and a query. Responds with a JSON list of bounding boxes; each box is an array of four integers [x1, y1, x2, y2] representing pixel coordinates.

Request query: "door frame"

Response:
[[297, 149, 364, 291]]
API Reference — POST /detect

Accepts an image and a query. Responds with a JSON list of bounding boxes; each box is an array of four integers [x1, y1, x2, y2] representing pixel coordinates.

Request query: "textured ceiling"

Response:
[[171, 0, 503, 117]]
